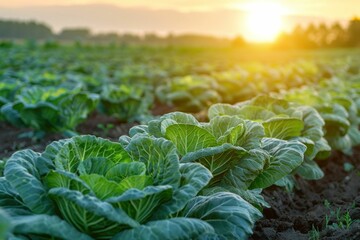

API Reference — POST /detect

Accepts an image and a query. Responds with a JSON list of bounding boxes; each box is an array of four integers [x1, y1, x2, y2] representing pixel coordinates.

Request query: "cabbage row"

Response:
[[0, 135, 262, 239], [1, 89, 359, 239], [1, 45, 360, 239], [2, 44, 359, 134], [0, 83, 153, 136]]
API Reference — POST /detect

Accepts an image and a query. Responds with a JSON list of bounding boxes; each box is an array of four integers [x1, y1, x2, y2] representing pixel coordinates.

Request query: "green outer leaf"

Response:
[[0, 208, 11, 240], [152, 163, 212, 219], [349, 125, 360, 146], [295, 159, 324, 180], [55, 135, 131, 173], [119, 135, 132, 148], [105, 186, 171, 203], [205, 117, 265, 150], [59, 92, 99, 130], [263, 118, 304, 139], [0, 177, 32, 216], [12, 214, 93, 240], [80, 174, 124, 200], [165, 124, 218, 155], [249, 95, 289, 113], [99, 84, 152, 121], [322, 113, 350, 137], [208, 103, 242, 119], [237, 105, 277, 121], [7, 233, 27, 240], [4, 150, 55, 214], [148, 112, 199, 138], [37, 138, 70, 176], [1, 103, 25, 128], [105, 162, 146, 182], [313, 138, 331, 160], [223, 148, 268, 190], [236, 120, 265, 149], [292, 136, 315, 159], [45, 170, 91, 195], [183, 192, 262, 240], [48, 187, 139, 228], [13, 101, 61, 132], [112, 218, 215, 240], [105, 186, 172, 223], [125, 135, 181, 189], [327, 135, 352, 151], [202, 186, 270, 212], [129, 125, 149, 137], [78, 157, 115, 176], [298, 106, 325, 141], [181, 144, 247, 179], [249, 138, 306, 189], [204, 116, 244, 140], [275, 175, 296, 192]]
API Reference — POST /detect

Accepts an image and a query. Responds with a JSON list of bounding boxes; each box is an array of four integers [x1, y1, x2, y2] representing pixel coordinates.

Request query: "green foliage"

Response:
[[209, 95, 328, 182], [280, 77, 360, 154], [308, 225, 320, 240], [1, 86, 99, 135], [1, 43, 360, 240], [156, 76, 221, 112], [321, 200, 357, 235], [182, 192, 262, 239], [127, 111, 307, 198], [0, 209, 10, 240], [99, 84, 153, 122], [0, 135, 261, 239]]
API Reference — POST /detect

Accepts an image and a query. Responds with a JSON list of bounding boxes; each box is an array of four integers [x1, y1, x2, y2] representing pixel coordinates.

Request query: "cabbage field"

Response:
[[0, 43, 359, 240]]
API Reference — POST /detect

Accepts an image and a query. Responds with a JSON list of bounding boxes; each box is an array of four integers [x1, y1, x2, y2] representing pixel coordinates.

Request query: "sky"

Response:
[[0, 0, 359, 42], [1, 0, 359, 18]]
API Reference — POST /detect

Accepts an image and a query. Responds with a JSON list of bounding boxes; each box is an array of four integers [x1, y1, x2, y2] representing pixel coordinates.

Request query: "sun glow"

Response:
[[243, 1, 286, 42]]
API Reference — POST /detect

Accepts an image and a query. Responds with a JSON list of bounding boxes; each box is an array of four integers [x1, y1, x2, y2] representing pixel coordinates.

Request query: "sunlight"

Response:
[[243, 1, 286, 42]]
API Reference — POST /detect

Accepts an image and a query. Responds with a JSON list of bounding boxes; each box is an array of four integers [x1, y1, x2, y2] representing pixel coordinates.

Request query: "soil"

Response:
[[250, 147, 360, 240], [0, 103, 174, 159], [0, 112, 138, 159], [1, 108, 359, 240]]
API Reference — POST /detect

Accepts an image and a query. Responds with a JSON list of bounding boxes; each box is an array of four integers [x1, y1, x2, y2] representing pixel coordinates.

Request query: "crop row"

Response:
[[0, 73, 359, 239], [1, 46, 359, 136]]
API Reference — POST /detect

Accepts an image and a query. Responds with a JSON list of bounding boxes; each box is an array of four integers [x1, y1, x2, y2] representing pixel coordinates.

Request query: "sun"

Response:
[[243, 1, 286, 42]]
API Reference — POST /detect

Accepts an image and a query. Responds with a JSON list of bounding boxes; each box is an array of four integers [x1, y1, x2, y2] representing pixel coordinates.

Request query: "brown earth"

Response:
[[0, 103, 175, 159], [250, 147, 360, 240], [0, 112, 137, 159]]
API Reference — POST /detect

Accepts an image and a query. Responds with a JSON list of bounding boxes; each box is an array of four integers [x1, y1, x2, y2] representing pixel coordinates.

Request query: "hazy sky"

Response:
[[0, 0, 358, 41], [1, 0, 359, 18]]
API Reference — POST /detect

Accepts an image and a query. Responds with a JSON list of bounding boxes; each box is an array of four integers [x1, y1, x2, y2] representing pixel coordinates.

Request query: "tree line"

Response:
[[0, 19, 236, 47], [275, 18, 360, 49], [0, 18, 359, 48]]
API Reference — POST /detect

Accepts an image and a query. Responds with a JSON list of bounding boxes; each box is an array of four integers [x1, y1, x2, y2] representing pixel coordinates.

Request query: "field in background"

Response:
[[0, 42, 359, 240]]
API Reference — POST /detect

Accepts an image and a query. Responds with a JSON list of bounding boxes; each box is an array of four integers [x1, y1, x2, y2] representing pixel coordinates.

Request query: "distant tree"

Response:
[[347, 17, 360, 47], [328, 22, 347, 47], [292, 25, 312, 48], [0, 19, 242, 47], [169, 34, 230, 47], [143, 33, 163, 44], [275, 18, 360, 49], [304, 23, 318, 47], [232, 36, 246, 48], [58, 28, 91, 41], [91, 33, 120, 43], [0, 19, 53, 39], [317, 23, 329, 47], [274, 32, 292, 49], [119, 33, 142, 45]]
